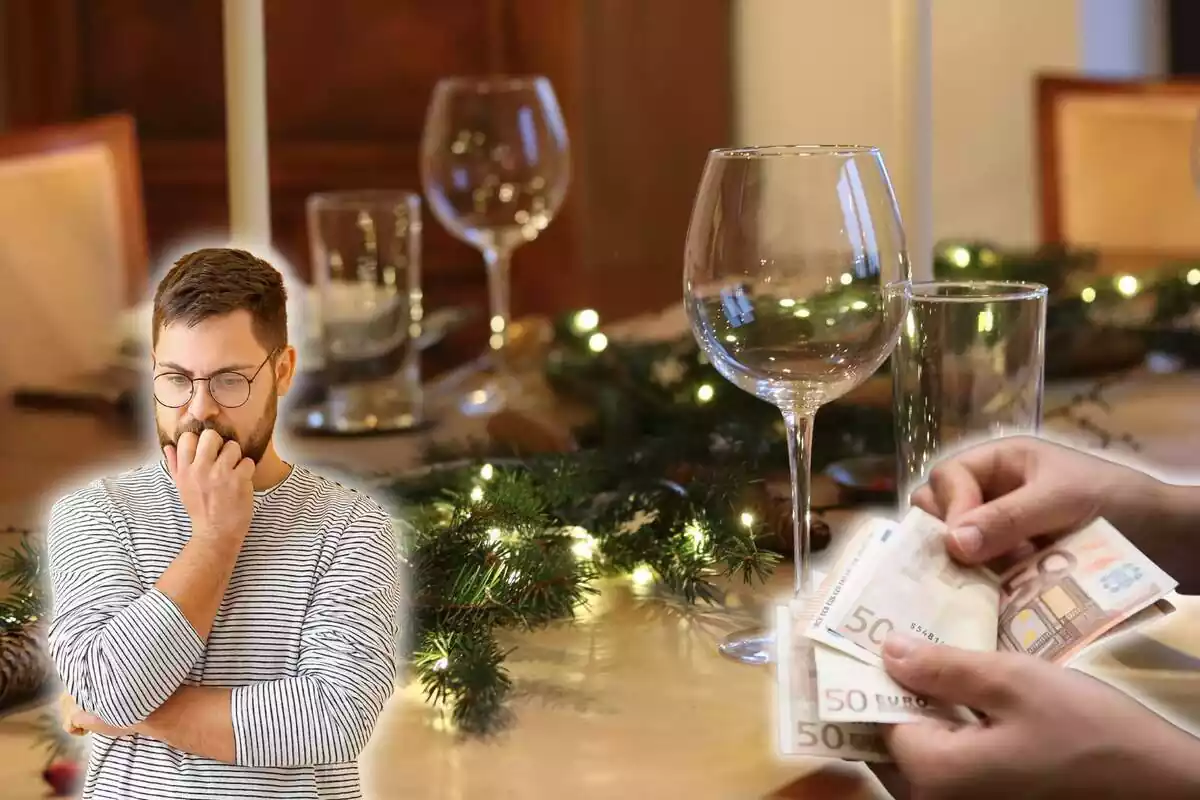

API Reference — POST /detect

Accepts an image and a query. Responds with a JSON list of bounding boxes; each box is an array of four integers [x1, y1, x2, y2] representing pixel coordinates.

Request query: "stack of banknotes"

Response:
[[775, 506, 1178, 762]]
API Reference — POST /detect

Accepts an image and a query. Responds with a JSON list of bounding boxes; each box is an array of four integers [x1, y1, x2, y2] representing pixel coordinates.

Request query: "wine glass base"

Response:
[[717, 627, 775, 665]]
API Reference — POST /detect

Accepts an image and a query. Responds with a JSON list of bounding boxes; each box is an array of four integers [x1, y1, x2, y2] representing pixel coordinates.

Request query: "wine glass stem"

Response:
[[483, 246, 513, 365], [782, 408, 815, 597]]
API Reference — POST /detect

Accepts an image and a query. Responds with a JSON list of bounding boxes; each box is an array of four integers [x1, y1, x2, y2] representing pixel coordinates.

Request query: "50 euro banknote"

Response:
[[804, 507, 1177, 725]]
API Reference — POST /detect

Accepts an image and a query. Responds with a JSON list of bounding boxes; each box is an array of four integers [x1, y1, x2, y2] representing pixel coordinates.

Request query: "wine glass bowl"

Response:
[[420, 75, 570, 413], [684, 144, 911, 663]]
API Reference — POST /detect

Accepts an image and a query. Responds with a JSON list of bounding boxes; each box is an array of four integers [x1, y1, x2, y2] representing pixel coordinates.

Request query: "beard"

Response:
[[157, 387, 278, 464]]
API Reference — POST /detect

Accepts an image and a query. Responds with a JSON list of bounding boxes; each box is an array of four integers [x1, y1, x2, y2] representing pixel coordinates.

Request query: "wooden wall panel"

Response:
[[2, 0, 731, 347]]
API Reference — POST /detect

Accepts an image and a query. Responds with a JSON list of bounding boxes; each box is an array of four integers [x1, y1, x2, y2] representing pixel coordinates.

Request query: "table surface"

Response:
[[0, 367, 1197, 799]]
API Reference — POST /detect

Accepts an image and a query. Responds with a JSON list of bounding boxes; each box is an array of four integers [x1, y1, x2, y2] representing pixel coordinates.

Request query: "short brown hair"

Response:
[[152, 247, 288, 352]]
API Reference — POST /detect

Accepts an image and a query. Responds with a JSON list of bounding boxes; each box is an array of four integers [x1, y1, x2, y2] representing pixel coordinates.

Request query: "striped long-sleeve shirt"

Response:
[[45, 460, 403, 800]]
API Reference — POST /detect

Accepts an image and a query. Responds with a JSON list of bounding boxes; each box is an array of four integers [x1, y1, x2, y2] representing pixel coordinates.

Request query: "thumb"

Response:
[[944, 484, 1072, 564], [882, 633, 1022, 714]]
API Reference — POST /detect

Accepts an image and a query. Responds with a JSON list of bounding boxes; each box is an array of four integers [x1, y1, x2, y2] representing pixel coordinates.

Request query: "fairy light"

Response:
[[572, 309, 600, 334], [850, 300, 868, 311], [630, 564, 655, 587], [685, 520, 706, 548], [724, 334, 736, 343], [779, 298, 796, 308], [1115, 275, 1140, 297], [433, 657, 449, 671], [470, 485, 484, 503], [1081, 287, 1097, 303], [977, 308, 995, 333], [840, 272, 853, 285], [696, 383, 715, 403], [479, 463, 495, 481], [570, 535, 596, 560], [950, 246, 971, 268], [793, 307, 810, 318], [740, 511, 755, 528], [1188, 269, 1200, 286], [487, 528, 503, 545], [588, 332, 608, 353]]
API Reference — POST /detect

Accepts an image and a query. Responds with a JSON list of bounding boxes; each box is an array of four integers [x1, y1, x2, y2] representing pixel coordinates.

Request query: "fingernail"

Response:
[[884, 632, 920, 660], [951, 525, 982, 556]]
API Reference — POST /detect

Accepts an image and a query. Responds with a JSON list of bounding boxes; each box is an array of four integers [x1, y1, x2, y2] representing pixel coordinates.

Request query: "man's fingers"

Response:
[[217, 439, 244, 470], [882, 633, 1021, 713], [175, 432, 198, 466], [926, 459, 984, 523], [909, 485, 941, 519], [194, 429, 225, 464], [881, 718, 989, 792], [947, 484, 1081, 564]]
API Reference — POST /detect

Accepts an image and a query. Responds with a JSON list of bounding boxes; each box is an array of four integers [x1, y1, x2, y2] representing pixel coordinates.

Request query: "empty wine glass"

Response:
[[420, 75, 571, 415], [684, 145, 911, 664]]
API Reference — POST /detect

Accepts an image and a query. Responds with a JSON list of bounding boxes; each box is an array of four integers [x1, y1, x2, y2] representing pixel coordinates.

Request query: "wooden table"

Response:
[[1, 367, 1197, 799]]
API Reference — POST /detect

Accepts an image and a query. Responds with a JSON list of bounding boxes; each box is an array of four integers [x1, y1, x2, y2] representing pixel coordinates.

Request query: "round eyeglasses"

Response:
[[153, 349, 278, 409]]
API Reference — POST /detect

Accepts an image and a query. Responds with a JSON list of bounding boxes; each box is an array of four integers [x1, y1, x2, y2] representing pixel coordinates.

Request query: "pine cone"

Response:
[[0, 623, 53, 713]]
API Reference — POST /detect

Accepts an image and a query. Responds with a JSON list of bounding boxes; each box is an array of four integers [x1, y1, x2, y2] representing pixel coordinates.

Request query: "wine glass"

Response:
[[683, 145, 911, 664], [420, 75, 571, 415]]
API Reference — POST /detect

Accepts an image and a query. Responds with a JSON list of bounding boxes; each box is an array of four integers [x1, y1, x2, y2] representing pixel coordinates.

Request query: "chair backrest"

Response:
[[1036, 74, 1200, 262], [0, 114, 148, 393]]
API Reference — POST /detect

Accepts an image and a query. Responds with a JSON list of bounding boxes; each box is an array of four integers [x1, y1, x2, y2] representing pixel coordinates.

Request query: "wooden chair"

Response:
[[1036, 74, 1200, 271], [0, 113, 148, 394]]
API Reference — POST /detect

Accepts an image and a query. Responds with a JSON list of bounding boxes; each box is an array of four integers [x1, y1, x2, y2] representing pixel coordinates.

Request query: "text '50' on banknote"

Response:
[[805, 508, 1000, 665], [775, 601, 890, 762], [996, 517, 1177, 664]]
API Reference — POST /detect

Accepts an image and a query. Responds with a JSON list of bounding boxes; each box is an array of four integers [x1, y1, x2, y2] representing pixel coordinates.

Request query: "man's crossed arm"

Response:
[[49, 492, 402, 767]]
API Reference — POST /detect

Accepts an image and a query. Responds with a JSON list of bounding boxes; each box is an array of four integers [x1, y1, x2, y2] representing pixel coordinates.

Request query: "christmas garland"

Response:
[[3, 242, 1197, 758]]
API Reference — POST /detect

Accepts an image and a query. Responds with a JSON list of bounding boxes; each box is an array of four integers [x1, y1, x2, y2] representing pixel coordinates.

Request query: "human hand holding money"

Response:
[[776, 505, 1178, 754]]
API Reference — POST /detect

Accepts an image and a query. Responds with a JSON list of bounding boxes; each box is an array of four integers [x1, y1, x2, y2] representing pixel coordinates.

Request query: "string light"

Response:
[[588, 332, 608, 353], [570, 535, 596, 560], [1188, 269, 1200, 286], [487, 528, 503, 545], [479, 463, 495, 481], [950, 247, 971, 268], [740, 511, 755, 528], [850, 300, 868, 311], [1115, 275, 1140, 297], [794, 307, 810, 318], [630, 564, 655, 587], [685, 520, 706, 548], [470, 486, 484, 503], [434, 657, 449, 671], [1081, 287, 1097, 303], [977, 309, 995, 333], [696, 383, 715, 403], [779, 298, 796, 308], [571, 309, 600, 334], [840, 273, 853, 285]]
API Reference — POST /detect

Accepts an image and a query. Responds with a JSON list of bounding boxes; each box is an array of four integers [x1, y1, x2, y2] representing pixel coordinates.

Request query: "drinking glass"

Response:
[[684, 146, 911, 664], [893, 281, 1048, 508], [420, 75, 571, 415], [304, 190, 424, 434]]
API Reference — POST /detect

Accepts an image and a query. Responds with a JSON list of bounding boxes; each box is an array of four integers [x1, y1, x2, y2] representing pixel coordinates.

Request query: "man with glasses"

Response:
[[45, 247, 402, 800]]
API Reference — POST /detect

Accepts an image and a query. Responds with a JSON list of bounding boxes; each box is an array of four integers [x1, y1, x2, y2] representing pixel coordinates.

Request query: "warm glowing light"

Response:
[[490, 315, 506, 333], [470, 486, 484, 503], [696, 384, 715, 403], [571, 535, 596, 560], [850, 300, 868, 311], [685, 521, 706, 548], [905, 309, 916, 338], [1115, 275, 1140, 297], [434, 657, 449, 671], [480, 463, 495, 481], [1081, 287, 1097, 303], [840, 273, 853, 285], [489, 333, 504, 350], [724, 334, 736, 343], [950, 247, 971, 268], [588, 332, 608, 352], [794, 307, 810, 318], [740, 511, 755, 528], [779, 298, 796, 308], [573, 308, 600, 333], [487, 528, 503, 544], [1188, 269, 1200, 286], [630, 564, 655, 586], [977, 309, 994, 333]]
